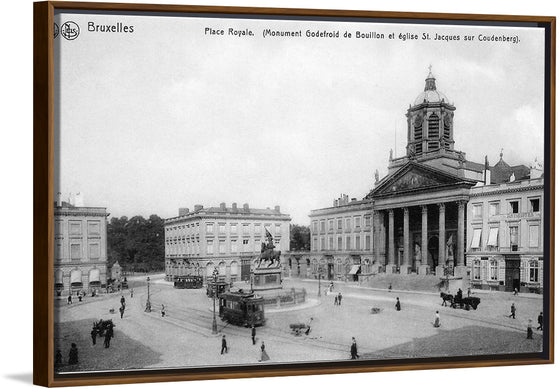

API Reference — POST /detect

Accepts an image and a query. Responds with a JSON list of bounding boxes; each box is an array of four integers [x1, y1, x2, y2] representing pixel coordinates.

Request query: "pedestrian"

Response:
[[395, 297, 401, 311], [221, 335, 228, 354], [68, 343, 79, 365], [513, 287, 519, 296], [537, 312, 543, 330], [251, 325, 256, 345], [67, 295, 72, 304], [388, 283, 392, 292], [337, 292, 342, 306], [467, 287, 472, 297], [350, 337, 359, 359], [334, 295, 338, 306], [90, 327, 97, 345], [104, 330, 112, 348], [120, 295, 126, 307], [509, 303, 516, 319], [456, 288, 463, 301], [527, 319, 534, 339], [78, 291, 83, 302], [119, 305, 125, 319], [130, 289, 134, 298], [55, 349, 62, 368], [433, 311, 441, 328], [161, 304, 166, 317], [259, 341, 270, 362]]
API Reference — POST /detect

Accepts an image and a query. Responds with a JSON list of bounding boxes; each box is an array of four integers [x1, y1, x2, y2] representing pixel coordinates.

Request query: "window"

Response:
[[529, 225, 540, 248], [354, 216, 361, 229], [365, 235, 371, 250], [219, 240, 226, 254], [345, 218, 351, 230], [509, 200, 519, 214], [355, 236, 361, 250], [509, 226, 519, 251], [312, 237, 318, 251], [328, 237, 334, 250], [472, 204, 482, 218], [346, 236, 351, 250], [428, 113, 439, 139], [206, 223, 214, 234], [471, 228, 482, 250], [489, 259, 498, 281], [529, 260, 539, 282], [219, 224, 226, 234], [489, 202, 500, 216], [55, 242, 63, 259], [337, 236, 343, 251], [230, 224, 238, 234], [275, 224, 281, 234], [530, 198, 540, 213], [87, 221, 101, 235], [206, 240, 214, 254], [487, 227, 499, 250], [320, 221, 326, 233], [312, 221, 318, 233], [337, 219, 343, 230], [320, 237, 325, 250], [365, 216, 371, 228], [472, 259, 481, 280], [70, 243, 81, 260], [254, 223, 261, 235], [243, 224, 250, 234], [69, 221, 82, 235], [230, 240, 237, 253], [89, 243, 100, 259]]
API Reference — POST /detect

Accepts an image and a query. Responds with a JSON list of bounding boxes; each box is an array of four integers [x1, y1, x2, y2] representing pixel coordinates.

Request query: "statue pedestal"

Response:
[[252, 267, 282, 291], [435, 265, 445, 278], [418, 265, 430, 276]]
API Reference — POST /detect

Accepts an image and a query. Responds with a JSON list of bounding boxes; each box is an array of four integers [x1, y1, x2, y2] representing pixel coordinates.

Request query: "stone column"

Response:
[[456, 201, 466, 274], [373, 210, 381, 272], [421, 205, 428, 265], [403, 207, 410, 274], [438, 203, 446, 270], [388, 209, 395, 273]]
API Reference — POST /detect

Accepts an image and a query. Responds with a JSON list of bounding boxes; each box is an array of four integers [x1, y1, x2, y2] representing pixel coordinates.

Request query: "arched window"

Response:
[[529, 260, 539, 282], [218, 261, 226, 277], [489, 259, 498, 281], [230, 261, 239, 277], [472, 259, 481, 280], [428, 113, 439, 138], [70, 269, 83, 288], [89, 268, 101, 287], [206, 262, 215, 278], [55, 269, 64, 286]]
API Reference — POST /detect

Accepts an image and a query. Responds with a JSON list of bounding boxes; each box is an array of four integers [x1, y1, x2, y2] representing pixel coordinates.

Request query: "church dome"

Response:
[[412, 69, 452, 106]]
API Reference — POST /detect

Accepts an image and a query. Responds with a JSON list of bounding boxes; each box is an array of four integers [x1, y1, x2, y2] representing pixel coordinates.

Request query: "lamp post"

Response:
[[317, 266, 323, 297], [211, 267, 219, 334], [145, 276, 151, 312]]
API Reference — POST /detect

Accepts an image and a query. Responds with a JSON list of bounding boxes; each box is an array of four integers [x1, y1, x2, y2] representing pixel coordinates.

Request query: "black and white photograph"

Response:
[[7, 1, 557, 388], [48, 4, 551, 376]]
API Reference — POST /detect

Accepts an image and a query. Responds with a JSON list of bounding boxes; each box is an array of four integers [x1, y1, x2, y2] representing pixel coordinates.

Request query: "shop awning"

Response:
[[487, 227, 499, 246], [471, 229, 482, 249], [348, 265, 361, 275]]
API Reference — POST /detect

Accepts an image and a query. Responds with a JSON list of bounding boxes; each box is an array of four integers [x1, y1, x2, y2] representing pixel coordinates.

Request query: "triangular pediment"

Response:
[[367, 162, 476, 198]]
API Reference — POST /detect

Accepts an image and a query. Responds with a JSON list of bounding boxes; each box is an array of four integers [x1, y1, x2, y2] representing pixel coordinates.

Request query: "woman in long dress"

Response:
[[259, 341, 270, 362]]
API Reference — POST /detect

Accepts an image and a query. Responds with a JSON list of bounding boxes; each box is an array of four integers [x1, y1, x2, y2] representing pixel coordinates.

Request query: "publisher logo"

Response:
[[54, 23, 59, 39], [61, 21, 80, 40]]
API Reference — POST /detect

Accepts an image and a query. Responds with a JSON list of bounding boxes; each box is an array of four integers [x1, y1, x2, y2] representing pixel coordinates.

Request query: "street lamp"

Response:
[[145, 276, 151, 312], [211, 267, 219, 334], [317, 266, 323, 297]]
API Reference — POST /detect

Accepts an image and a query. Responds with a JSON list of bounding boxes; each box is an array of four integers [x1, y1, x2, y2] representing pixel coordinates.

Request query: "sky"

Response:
[[53, 12, 546, 224]]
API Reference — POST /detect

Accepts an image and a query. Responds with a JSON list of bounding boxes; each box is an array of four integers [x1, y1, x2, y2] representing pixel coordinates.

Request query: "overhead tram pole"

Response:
[[145, 276, 151, 312], [317, 266, 323, 297], [212, 267, 219, 334]]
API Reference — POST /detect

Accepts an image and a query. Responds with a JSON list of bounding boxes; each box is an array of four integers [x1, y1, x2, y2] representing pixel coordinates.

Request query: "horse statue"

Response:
[[257, 229, 282, 268]]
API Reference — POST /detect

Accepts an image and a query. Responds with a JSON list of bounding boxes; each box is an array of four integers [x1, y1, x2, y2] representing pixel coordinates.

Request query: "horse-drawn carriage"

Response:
[[440, 292, 481, 310], [92, 319, 115, 337], [218, 290, 265, 327]]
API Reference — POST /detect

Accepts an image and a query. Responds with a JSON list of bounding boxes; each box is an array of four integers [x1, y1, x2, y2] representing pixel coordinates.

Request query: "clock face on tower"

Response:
[[414, 115, 423, 126], [444, 114, 451, 126]]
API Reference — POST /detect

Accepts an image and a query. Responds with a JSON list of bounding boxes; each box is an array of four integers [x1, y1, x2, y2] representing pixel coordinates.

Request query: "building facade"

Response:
[[300, 69, 545, 290], [465, 176, 544, 292], [54, 196, 109, 295], [164, 203, 291, 283]]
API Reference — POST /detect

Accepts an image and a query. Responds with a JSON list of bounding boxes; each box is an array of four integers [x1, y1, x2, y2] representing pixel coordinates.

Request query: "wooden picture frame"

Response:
[[34, 1, 555, 387]]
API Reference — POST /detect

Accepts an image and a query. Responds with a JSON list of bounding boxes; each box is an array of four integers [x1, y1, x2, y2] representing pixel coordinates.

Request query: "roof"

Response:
[[490, 157, 530, 184], [413, 70, 452, 106]]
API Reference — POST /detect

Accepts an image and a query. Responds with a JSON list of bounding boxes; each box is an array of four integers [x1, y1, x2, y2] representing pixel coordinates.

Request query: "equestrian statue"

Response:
[[257, 228, 281, 268]]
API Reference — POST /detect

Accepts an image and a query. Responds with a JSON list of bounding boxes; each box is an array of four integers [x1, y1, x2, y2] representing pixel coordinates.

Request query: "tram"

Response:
[[206, 280, 230, 298], [173, 275, 203, 289], [218, 289, 265, 327]]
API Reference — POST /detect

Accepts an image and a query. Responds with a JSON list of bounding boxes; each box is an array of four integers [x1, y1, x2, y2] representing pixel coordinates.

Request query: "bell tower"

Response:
[[406, 67, 456, 158]]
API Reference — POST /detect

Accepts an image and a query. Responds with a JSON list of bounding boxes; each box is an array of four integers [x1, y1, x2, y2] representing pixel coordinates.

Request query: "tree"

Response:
[[290, 224, 310, 251]]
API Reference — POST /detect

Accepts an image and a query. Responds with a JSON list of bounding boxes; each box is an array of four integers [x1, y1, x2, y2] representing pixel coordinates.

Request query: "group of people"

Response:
[[220, 330, 270, 362], [54, 343, 79, 369], [334, 292, 343, 306], [66, 290, 87, 304]]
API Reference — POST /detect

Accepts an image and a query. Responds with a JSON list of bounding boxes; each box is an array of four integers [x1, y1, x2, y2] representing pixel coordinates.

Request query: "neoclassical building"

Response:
[[54, 195, 109, 295], [164, 203, 291, 283], [301, 69, 545, 290]]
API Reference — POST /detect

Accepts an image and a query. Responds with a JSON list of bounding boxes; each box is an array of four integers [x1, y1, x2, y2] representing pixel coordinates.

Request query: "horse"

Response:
[[440, 292, 454, 307], [258, 249, 281, 268]]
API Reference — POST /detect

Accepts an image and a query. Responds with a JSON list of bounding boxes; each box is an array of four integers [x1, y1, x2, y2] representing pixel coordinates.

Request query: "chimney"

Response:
[[232, 203, 238, 211], [194, 204, 203, 212], [274, 205, 280, 213], [220, 202, 226, 210], [484, 169, 492, 185], [179, 208, 190, 216], [243, 203, 249, 212], [56, 192, 62, 207]]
